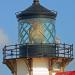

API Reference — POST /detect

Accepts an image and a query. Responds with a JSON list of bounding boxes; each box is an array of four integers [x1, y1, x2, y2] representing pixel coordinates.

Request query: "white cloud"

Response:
[[0, 28, 9, 47]]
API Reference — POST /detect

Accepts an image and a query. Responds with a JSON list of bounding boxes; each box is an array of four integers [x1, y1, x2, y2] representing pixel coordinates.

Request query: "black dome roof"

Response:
[[16, 0, 57, 20]]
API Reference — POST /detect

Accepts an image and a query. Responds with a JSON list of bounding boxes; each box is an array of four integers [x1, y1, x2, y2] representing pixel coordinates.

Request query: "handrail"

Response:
[[3, 43, 73, 60]]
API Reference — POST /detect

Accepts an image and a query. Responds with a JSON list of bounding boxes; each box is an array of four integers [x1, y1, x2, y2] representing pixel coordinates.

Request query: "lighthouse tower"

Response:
[[3, 0, 73, 75]]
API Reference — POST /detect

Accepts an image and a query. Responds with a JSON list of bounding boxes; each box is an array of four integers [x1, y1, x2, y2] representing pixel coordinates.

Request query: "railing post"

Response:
[[56, 43, 59, 57], [11, 48, 13, 58], [70, 45, 72, 58], [63, 43, 65, 58], [72, 44, 73, 58], [3, 45, 6, 60], [15, 44, 17, 58], [68, 44, 69, 58], [27, 43, 28, 58], [55, 43, 57, 57]]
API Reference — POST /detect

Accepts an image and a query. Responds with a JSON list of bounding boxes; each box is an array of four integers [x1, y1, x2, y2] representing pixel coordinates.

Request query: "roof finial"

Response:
[[33, 0, 39, 4]]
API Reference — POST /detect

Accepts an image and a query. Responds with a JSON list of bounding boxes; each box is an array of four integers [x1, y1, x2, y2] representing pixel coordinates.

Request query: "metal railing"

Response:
[[3, 43, 73, 60]]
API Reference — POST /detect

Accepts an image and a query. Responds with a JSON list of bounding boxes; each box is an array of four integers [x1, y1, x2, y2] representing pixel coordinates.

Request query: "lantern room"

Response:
[[16, 0, 57, 44]]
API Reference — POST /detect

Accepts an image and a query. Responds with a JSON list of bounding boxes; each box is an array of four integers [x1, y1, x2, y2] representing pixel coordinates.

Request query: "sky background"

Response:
[[0, 0, 75, 75]]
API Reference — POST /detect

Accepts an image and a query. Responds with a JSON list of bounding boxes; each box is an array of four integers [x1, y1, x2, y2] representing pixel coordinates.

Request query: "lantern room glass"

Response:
[[18, 18, 56, 44]]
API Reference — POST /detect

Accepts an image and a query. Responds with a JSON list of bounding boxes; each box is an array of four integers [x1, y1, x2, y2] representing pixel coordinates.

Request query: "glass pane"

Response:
[[18, 22, 31, 44], [18, 18, 56, 44]]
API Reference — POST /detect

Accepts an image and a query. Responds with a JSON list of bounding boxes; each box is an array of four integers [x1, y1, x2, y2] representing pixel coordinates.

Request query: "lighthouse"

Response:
[[3, 0, 73, 75]]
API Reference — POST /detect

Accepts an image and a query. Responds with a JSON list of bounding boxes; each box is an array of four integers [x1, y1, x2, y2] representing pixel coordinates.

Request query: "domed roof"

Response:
[[16, 0, 57, 20]]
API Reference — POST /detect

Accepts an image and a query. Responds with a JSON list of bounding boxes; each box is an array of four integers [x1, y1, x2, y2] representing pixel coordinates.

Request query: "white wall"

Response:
[[16, 58, 64, 75], [32, 58, 49, 75], [17, 59, 29, 75], [52, 72, 56, 75]]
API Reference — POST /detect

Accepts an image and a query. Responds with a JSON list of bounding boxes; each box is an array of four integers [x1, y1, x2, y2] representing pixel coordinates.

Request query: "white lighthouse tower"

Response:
[[3, 0, 73, 75]]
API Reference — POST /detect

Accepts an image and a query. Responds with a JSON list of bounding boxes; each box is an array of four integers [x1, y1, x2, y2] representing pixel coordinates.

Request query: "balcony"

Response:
[[3, 43, 73, 60]]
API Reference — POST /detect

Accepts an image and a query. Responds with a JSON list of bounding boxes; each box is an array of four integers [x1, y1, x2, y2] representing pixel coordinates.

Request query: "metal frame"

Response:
[[18, 22, 31, 44], [42, 22, 55, 43], [18, 21, 56, 44], [3, 43, 73, 60]]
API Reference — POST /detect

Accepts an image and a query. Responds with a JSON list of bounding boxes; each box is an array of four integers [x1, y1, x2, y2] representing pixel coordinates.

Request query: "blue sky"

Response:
[[0, 0, 75, 75]]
